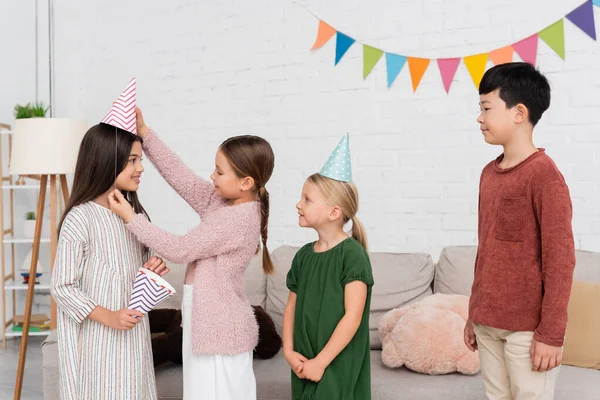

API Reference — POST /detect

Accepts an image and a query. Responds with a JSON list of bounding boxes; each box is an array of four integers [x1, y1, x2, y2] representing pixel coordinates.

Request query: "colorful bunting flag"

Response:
[[309, 0, 598, 93], [567, 1, 596, 40], [513, 34, 539, 65], [385, 53, 407, 88], [363, 45, 384, 79], [539, 20, 566, 59], [335, 32, 355, 65], [312, 21, 336, 50], [407, 57, 430, 92], [464, 54, 489, 89], [489, 46, 514, 65], [437, 58, 461, 93]]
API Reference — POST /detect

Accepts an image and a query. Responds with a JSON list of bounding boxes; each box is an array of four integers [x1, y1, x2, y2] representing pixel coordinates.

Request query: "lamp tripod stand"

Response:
[[14, 175, 68, 400]]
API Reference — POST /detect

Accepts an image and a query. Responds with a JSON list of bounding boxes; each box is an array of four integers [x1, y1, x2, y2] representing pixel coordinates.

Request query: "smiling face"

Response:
[[115, 141, 144, 191], [296, 180, 339, 228], [209, 149, 254, 199], [477, 89, 522, 146]]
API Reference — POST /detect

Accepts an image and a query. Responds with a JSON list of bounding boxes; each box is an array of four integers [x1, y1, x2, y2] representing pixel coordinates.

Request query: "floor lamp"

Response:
[[10, 118, 87, 400]]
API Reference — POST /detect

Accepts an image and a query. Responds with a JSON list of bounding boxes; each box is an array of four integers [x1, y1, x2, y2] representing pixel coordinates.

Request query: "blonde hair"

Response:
[[306, 173, 368, 250]]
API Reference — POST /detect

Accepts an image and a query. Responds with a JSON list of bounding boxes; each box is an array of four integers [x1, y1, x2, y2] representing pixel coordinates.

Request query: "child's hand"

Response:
[[144, 256, 170, 276], [284, 350, 307, 379], [301, 358, 326, 383], [107, 308, 144, 331], [135, 107, 150, 138], [530, 339, 562, 372], [464, 319, 478, 351], [108, 190, 135, 223]]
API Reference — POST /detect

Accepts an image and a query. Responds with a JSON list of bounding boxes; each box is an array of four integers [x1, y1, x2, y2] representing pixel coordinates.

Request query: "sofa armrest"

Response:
[[42, 330, 59, 400]]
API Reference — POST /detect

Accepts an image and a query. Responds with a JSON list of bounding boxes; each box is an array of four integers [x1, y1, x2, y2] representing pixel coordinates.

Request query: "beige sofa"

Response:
[[42, 246, 600, 399]]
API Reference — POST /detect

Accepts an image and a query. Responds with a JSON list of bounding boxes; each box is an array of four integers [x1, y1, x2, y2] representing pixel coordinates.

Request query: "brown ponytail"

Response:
[[258, 187, 274, 274]]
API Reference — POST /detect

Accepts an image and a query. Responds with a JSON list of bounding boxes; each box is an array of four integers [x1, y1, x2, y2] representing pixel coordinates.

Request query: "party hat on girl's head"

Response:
[[101, 78, 136, 134], [320, 133, 352, 182]]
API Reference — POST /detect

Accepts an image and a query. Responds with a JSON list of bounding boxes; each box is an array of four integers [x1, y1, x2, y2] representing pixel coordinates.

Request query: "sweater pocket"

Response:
[[495, 196, 528, 242]]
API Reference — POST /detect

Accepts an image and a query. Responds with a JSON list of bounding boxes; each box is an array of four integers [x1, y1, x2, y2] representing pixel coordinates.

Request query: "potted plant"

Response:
[[13, 102, 50, 119], [23, 211, 36, 238]]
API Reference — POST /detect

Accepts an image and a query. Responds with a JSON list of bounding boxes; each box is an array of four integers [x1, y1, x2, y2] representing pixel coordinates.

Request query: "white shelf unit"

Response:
[[4, 330, 49, 338], [2, 185, 41, 190], [0, 124, 55, 347], [5, 276, 51, 291], [4, 238, 51, 244]]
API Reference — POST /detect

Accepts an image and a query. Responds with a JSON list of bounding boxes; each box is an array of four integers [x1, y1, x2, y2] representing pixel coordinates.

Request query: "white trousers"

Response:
[[473, 323, 561, 400], [182, 285, 257, 400]]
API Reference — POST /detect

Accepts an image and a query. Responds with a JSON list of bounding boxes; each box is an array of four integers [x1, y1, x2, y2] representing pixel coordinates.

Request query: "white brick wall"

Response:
[[6, 0, 600, 261], [0, 2, 54, 325]]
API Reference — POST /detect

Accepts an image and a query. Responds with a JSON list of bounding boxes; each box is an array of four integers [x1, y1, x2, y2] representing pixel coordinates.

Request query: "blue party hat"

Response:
[[320, 133, 352, 182]]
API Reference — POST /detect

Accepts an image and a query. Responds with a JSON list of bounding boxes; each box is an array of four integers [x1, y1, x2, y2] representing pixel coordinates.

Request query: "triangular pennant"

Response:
[[335, 32, 356, 65], [489, 46, 514, 65], [363, 45, 384, 79], [320, 133, 352, 182], [385, 53, 407, 88], [437, 58, 461, 93], [311, 21, 337, 50], [464, 53, 489, 89], [539, 20, 565, 59], [407, 57, 430, 92], [101, 78, 136, 134], [513, 34, 538, 65], [567, 1, 596, 40]]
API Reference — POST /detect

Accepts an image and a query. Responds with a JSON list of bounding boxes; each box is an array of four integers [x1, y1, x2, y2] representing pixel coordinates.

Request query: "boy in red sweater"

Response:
[[463, 62, 575, 399]]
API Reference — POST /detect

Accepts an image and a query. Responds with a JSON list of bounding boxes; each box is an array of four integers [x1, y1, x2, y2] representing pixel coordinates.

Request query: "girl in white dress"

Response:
[[51, 123, 168, 400]]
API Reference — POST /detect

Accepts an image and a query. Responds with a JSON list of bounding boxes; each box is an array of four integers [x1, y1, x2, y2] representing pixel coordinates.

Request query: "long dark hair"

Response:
[[219, 135, 275, 275], [58, 123, 149, 234]]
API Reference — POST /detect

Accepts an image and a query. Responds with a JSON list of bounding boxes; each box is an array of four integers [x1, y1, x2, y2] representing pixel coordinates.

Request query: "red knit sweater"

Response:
[[469, 149, 575, 347]]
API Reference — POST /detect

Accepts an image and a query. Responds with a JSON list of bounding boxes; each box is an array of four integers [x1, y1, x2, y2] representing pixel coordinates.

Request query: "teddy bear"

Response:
[[378, 293, 480, 375], [149, 305, 282, 367]]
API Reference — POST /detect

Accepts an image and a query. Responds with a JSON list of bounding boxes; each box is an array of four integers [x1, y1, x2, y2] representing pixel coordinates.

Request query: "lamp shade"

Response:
[[10, 118, 88, 175]]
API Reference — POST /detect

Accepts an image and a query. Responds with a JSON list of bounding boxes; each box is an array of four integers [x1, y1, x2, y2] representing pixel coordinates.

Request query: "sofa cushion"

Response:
[[153, 350, 600, 400], [265, 245, 299, 333], [45, 329, 600, 400], [368, 252, 434, 349], [265, 246, 435, 350], [245, 250, 268, 309], [434, 246, 477, 296], [434, 247, 600, 298], [42, 330, 59, 400], [562, 280, 600, 370], [252, 351, 479, 400]]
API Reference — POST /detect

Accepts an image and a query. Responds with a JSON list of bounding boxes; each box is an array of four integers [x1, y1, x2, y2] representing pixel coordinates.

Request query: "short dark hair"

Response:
[[479, 62, 551, 126]]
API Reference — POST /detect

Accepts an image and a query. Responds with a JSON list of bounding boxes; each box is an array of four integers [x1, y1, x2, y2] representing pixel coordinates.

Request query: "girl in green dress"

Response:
[[282, 170, 374, 400]]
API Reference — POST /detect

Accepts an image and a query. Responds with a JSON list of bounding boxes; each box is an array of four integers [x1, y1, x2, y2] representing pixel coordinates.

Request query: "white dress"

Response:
[[51, 202, 157, 400], [182, 285, 256, 400]]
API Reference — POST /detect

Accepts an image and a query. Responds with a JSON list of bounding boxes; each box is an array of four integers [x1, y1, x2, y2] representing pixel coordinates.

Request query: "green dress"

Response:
[[286, 237, 374, 400]]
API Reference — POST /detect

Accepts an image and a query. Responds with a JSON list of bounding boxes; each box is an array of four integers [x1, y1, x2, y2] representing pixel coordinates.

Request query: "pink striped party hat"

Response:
[[101, 78, 136, 134]]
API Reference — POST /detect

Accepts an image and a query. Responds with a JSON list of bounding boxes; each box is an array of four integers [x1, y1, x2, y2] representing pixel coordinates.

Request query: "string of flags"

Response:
[[310, 0, 599, 93]]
